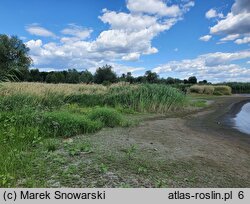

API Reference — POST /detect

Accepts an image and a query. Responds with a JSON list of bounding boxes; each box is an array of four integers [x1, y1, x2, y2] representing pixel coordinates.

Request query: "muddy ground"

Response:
[[41, 95, 250, 188]]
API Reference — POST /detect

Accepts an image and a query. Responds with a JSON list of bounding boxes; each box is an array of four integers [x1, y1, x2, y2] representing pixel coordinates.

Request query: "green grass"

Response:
[[87, 107, 123, 127], [0, 83, 187, 187], [190, 100, 208, 108], [104, 84, 186, 113]]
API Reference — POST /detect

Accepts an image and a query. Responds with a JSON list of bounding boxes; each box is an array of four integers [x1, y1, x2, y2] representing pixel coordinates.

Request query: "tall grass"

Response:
[[0, 82, 186, 186], [213, 85, 232, 95], [218, 82, 250, 94], [190, 85, 214, 95], [0, 82, 107, 97], [55, 84, 187, 113], [189, 85, 232, 95], [104, 84, 186, 113], [0, 83, 186, 112]]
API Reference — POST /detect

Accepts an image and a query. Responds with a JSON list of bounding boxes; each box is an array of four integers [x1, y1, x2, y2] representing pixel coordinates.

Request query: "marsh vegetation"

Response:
[[0, 82, 188, 187]]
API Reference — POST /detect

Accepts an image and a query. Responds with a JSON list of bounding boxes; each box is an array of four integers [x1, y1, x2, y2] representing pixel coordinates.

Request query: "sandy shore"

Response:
[[41, 95, 250, 188], [186, 95, 250, 148], [64, 95, 250, 187]]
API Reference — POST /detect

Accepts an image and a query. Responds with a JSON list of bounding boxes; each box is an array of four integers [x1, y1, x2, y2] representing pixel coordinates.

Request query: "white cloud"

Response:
[[95, 7, 186, 57], [26, 25, 56, 38], [201, 51, 250, 66], [61, 24, 93, 39], [231, 0, 250, 14], [235, 36, 250, 44], [205, 9, 224, 19], [152, 50, 250, 82], [126, 0, 182, 17], [210, 13, 250, 35], [199, 35, 212, 42], [122, 53, 141, 61], [220, 34, 240, 41], [210, 0, 250, 35], [109, 63, 145, 75], [99, 10, 158, 31], [25, 0, 194, 74], [206, 9, 217, 18]]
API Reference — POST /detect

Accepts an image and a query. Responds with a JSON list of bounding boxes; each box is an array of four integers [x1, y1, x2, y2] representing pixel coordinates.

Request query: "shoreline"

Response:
[[186, 95, 250, 148], [224, 98, 250, 119]]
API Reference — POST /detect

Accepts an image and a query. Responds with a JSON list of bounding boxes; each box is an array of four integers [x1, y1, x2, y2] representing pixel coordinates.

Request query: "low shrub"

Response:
[[64, 94, 104, 106], [203, 86, 214, 95], [189, 85, 214, 95], [87, 107, 123, 127], [189, 85, 204, 94], [41, 111, 103, 137], [213, 86, 232, 95], [189, 85, 231, 95]]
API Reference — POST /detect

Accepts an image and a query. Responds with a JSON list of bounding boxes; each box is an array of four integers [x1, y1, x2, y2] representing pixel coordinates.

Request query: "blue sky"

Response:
[[0, 0, 250, 82]]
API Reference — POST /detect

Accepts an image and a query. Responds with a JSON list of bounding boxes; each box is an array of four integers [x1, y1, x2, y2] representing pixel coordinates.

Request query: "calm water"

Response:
[[234, 102, 250, 135]]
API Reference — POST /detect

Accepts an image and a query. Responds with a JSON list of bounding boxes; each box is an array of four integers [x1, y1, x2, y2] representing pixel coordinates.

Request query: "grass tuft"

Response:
[[87, 107, 123, 127]]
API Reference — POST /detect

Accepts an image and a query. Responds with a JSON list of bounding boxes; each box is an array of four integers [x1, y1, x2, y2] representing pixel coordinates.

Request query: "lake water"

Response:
[[234, 102, 250, 135]]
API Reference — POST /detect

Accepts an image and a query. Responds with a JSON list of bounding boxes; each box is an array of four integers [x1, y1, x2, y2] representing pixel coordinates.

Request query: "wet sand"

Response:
[[186, 95, 250, 148]]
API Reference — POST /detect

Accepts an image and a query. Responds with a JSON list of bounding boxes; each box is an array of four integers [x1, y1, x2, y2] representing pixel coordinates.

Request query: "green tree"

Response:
[[45, 72, 66, 83], [29, 69, 42, 82], [166, 77, 175, 84], [80, 70, 93, 84], [66, 69, 80, 83], [94, 65, 117, 84], [126, 72, 135, 84], [145, 70, 159, 83], [188, 76, 197, 84], [0, 34, 32, 81], [45, 72, 57, 83]]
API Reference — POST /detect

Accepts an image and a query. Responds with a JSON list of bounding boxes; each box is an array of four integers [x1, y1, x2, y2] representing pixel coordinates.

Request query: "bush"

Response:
[[64, 94, 104, 106], [41, 111, 103, 137], [189, 85, 214, 95], [189, 85, 231, 95], [213, 86, 232, 95], [87, 107, 123, 127], [203, 86, 214, 95], [189, 85, 204, 94]]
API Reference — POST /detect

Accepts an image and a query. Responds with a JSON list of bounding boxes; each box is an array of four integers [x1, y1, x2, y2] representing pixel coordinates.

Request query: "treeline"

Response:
[[15, 64, 208, 86], [1, 34, 250, 93], [0, 34, 207, 86]]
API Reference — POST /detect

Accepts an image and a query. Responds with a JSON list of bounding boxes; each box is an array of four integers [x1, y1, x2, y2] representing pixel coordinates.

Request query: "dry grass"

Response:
[[0, 82, 108, 97], [190, 85, 214, 95], [190, 85, 231, 95], [213, 85, 232, 95]]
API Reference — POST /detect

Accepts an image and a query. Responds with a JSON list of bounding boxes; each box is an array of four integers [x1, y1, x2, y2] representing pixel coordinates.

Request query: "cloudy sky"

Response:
[[1, 0, 250, 82]]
